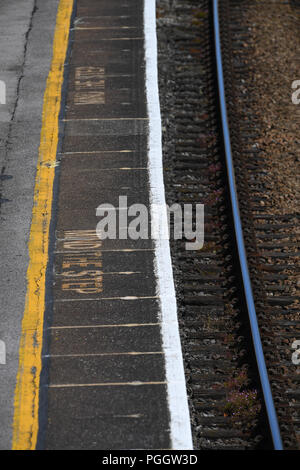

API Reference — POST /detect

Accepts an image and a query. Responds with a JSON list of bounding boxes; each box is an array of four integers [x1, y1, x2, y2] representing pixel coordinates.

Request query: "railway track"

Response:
[[157, 0, 299, 450]]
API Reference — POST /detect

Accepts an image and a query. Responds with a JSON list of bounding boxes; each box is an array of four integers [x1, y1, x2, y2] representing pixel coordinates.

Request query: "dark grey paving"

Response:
[[64, 119, 148, 137], [77, 0, 143, 17], [49, 324, 163, 356], [62, 134, 147, 153], [66, 97, 147, 120], [76, 16, 143, 28], [51, 298, 160, 327], [41, 0, 172, 451], [55, 228, 154, 250], [56, 169, 150, 209], [67, 73, 144, 92], [55, 207, 103, 231], [54, 272, 156, 300], [54, 248, 155, 272], [70, 45, 144, 72], [45, 385, 170, 450], [59, 151, 148, 170], [74, 28, 144, 40], [48, 354, 165, 384]]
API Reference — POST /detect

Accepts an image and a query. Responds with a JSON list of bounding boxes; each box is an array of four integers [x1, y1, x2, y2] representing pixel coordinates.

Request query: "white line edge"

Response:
[[144, 0, 193, 450]]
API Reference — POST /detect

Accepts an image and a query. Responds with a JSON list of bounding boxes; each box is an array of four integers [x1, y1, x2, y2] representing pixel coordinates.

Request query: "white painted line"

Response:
[[49, 381, 167, 388], [44, 352, 164, 358], [49, 322, 160, 330], [57, 167, 147, 171], [76, 27, 137, 30], [91, 167, 147, 170], [63, 118, 149, 121], [144, 0, 193, 450], [59, 150, 133, 154], [78, 16, 131, 19], [74, 74, 135, 77], [56, 271, 142, 275], [55, 296, 159, 302], [77, 37, 144, 41], [54, 248, 154, 253]]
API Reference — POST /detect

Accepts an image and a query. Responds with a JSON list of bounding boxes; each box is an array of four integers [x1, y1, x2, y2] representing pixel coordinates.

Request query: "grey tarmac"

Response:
[[0, 0, 59, 449]]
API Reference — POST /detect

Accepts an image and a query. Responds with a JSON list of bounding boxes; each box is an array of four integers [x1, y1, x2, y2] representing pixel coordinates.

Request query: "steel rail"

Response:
[[213, 0, 283, 450]]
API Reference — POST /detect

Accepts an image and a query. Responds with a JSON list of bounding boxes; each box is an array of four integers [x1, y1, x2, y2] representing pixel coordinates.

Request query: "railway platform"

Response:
[[1, 0, 299, 453], [0, 0, 192, 450]]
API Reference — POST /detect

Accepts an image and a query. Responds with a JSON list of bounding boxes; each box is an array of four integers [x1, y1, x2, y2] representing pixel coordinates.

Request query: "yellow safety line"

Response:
[[12, 0, 74, 450]]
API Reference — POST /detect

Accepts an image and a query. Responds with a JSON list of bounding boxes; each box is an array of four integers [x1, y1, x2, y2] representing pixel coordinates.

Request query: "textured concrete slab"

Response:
[[74, 28, 144, 41], [75, 16, 143, 28], [49, 324, 163, 356], [64, 119, 148, 136], [62, 134, 147, 153], [77, 1, 143, 18], [54, 250, 155, 272], [51, 298, 160, 327], [70, 45, 144, 72], [54, 273, 156, 300], [55, 207, 104, 231], [59, 151, 148, 170], [65, 48, 146, 118], [56, 169, 150, 209], [45, 385, 170, 450], [48, 354, 165, 385]]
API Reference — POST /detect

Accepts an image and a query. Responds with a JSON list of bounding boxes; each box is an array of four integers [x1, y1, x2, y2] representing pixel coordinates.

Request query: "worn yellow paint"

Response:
[[12, 0, 74, 450]]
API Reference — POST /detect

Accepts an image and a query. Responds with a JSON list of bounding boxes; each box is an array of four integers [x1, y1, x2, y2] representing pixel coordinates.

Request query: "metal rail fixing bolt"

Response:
[[213, 0, 283, 450]]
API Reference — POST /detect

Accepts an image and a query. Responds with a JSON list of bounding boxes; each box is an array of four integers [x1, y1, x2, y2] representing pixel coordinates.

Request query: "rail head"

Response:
[[212, 0, 283, 451]]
